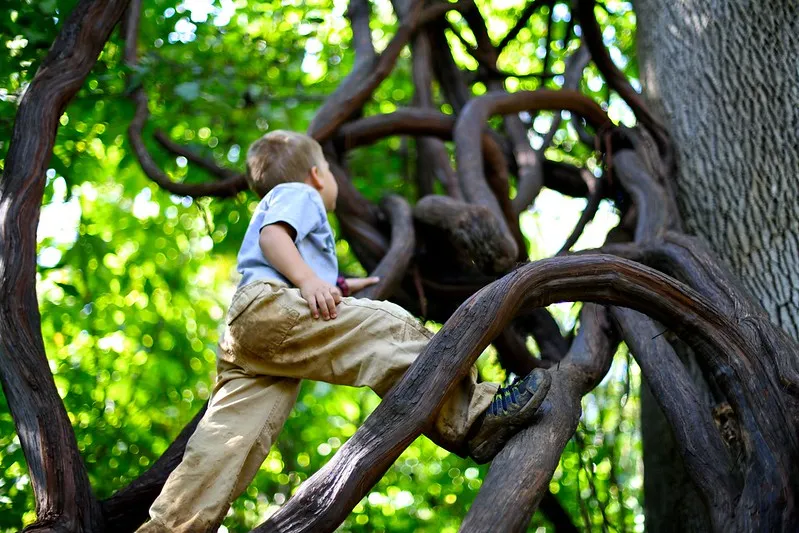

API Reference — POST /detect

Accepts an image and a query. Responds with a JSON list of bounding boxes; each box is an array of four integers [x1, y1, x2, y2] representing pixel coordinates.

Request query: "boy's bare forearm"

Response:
[[259, 223, 318, 286], [260, 223, 341, 319]]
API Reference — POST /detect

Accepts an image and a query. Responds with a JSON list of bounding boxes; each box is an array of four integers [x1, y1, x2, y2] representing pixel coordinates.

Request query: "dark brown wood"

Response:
[[610, 307, 737, 528], [454, 89, 610, 220], [0, 1, 132, 531], [461, 305, 618, 532], [4, 0, 795, 529], [414, 195, 517, 274], [253, 252, 789, 532], [358, 195, 415, 300], [605, 126, 799, 531]]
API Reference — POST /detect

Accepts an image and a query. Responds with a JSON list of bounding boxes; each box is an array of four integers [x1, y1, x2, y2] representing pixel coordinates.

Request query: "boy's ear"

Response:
[[308, 166, 324, 189]]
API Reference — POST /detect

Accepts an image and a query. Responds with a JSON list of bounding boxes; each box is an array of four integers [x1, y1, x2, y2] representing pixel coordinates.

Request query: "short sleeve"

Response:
[[258, 185, 324, 242]]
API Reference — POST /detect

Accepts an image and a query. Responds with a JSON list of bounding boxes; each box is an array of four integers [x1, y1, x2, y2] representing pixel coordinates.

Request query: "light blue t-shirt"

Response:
[[236, 183, 338, 288]]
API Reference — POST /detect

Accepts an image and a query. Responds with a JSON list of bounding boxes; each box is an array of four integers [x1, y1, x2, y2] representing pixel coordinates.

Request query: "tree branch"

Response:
[[335, 108, 520, 272], [462, 305, 618, 532], [253, 252, 781, 532], [0, 1, 132, 530], [611, 307, 739, 526], [454, 89, 610, 243], [125, 0, 247, 198], [498, 0, 551, 51], [357, 195, 415, 301]]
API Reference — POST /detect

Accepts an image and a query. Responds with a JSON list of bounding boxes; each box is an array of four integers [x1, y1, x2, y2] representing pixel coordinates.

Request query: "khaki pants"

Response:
[[140, 281, 497, 532]]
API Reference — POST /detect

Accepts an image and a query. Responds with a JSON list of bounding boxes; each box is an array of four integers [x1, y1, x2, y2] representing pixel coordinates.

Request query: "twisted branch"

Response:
[[0, 0, 132, 530], [254, 252, 778, 532], [124, 0, 247, 198]]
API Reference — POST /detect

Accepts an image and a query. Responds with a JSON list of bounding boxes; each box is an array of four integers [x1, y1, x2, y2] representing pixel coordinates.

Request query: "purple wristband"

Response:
[[336, 276, 350, 297]]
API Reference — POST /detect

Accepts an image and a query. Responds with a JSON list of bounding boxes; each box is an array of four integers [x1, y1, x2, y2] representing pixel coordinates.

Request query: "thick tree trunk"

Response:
[[635, 1, 799, 530], [635, 0, 799, 339]]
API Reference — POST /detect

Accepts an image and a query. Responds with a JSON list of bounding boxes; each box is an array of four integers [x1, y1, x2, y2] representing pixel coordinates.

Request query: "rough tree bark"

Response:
[[635, 0, 799, 339], [633, 1, 799, 529], [0, 1, 131, 531]]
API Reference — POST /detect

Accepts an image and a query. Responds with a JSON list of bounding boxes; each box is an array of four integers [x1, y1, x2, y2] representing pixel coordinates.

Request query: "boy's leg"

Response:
[[139, 359, 300, 533], [225, 283, 497, 452]]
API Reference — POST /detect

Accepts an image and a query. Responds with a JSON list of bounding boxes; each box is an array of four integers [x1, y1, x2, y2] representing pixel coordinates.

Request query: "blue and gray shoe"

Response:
[[468, 368, 551, 463]]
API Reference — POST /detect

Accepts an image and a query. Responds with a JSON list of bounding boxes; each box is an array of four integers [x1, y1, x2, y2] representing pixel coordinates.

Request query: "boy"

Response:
[[139, 130, 551, 532]]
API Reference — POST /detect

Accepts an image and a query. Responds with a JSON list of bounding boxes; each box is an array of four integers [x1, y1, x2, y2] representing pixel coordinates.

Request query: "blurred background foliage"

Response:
[[0, 0, 643, 530]]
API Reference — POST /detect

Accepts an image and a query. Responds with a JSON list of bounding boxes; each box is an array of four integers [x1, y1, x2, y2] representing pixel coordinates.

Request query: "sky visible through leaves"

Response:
[[1, 0, 644, 531]]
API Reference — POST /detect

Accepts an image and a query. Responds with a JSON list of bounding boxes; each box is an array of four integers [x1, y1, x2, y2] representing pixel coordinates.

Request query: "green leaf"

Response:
[[55, 282, 80, 298]]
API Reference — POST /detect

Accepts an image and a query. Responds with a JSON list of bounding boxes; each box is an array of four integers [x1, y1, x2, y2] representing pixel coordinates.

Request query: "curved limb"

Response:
[[454, 89, 610, 210], [414, 195, 517, 274], [253, 253, 788, 532], [0, 1, 132, 531], [461, 304, 618, 533], [358, 195, 415, 301], [611, 307, 739, 528], [604, 132, 799, 530], [125, 0, 247, 198], [336, 109, 520, 272]]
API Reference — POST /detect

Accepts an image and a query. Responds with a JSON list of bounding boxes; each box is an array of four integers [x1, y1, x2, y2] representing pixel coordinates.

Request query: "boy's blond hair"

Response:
[[245, 130, 326, 197]]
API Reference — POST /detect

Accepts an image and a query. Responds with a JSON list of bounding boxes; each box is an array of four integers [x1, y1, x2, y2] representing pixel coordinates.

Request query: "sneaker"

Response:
[[467, 369, 552, 463]]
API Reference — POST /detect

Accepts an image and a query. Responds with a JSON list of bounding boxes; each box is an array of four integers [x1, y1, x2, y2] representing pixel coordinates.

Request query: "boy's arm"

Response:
[[259, 222, 341, 320]]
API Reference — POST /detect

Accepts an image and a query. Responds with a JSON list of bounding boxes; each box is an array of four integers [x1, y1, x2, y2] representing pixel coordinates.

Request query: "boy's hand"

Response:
[[299, 277, 342, 320], [345, 276, 380, 294]]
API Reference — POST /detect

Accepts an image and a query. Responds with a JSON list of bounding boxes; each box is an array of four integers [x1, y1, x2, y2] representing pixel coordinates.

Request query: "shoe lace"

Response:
[[489, 376, 523, 415]]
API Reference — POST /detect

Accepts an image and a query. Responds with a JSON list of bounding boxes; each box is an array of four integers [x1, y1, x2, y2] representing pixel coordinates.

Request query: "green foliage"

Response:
[[0, 0, 644, 531]]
